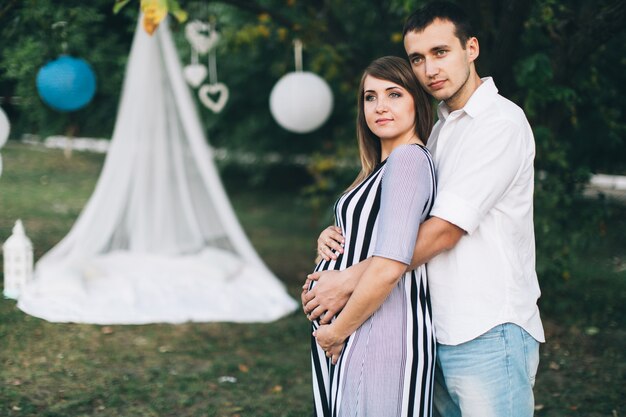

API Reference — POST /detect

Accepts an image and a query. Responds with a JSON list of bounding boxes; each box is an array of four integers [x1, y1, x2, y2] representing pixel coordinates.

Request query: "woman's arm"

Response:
[[312, 217, 463, 364], [303, 215, 464, 323], [313, 256, 406, 363]]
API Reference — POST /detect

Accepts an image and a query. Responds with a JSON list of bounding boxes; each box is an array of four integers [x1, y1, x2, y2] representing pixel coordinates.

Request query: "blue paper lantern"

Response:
[[36, 55, 97, 112]]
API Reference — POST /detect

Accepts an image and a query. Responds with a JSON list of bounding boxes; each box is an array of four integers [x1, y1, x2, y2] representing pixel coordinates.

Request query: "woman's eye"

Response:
[[389, 92, 401, 98], [364, 95, 376, 102]]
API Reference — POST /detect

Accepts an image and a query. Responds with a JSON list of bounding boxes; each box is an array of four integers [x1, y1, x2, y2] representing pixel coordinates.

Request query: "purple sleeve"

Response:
[[372, 145, 433, 265]]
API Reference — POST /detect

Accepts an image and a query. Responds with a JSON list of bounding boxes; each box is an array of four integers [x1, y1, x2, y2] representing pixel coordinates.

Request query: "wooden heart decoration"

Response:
[[183, 64, 207, 88], [198, 83, 229, 113], [185, 21, 220, 55]]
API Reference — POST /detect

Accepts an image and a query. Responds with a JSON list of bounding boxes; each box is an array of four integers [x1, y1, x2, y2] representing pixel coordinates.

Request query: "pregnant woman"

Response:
[[307, 56, 436, 417]]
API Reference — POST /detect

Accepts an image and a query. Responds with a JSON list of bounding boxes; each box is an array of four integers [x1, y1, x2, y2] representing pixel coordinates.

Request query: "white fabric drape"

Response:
[[17, 19, 298, 324]]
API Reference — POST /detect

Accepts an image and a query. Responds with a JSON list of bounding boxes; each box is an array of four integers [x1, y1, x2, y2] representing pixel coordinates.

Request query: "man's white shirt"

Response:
[[427, 77, 545, 346]]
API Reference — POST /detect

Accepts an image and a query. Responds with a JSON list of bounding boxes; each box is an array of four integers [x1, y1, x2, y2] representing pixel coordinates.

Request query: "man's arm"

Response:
[[303, 215, 464, 323], [407, 216, 465, 269]]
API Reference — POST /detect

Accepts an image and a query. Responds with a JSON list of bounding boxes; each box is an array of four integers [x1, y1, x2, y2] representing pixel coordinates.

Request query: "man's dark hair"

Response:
[[403, 1, 474, 47]]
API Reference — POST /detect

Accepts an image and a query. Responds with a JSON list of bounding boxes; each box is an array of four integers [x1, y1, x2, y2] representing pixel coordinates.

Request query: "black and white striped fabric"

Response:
[[310, 144, 437, 417]]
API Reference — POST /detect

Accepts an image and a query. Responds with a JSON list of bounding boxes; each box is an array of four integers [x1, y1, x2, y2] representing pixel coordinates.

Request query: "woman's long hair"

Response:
[[348, 56, 433, 190]]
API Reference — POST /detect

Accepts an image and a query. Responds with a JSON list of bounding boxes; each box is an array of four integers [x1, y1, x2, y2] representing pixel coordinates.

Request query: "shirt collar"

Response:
[[436, 77, 498, 121]]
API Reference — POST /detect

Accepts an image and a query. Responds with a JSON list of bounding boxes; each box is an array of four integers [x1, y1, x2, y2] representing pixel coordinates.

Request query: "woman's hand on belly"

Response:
[[316, 225, 345, 261], [314, 324, 345, 365]]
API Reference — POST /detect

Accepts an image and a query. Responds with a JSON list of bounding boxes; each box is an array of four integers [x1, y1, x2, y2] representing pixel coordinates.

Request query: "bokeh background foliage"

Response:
[[2, 0, 624, 298]]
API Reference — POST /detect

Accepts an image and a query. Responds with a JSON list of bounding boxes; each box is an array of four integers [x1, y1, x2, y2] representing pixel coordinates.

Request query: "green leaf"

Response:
[[112, 0, 133, 14], [166, 0, 187, 23]]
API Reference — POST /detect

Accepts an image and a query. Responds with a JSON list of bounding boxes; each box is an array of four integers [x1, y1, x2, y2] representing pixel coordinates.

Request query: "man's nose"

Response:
[[425, 58, 439, 77]]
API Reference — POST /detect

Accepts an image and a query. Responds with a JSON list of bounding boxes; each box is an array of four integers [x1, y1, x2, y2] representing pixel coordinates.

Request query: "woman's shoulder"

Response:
[[387, 143, 432, 166]]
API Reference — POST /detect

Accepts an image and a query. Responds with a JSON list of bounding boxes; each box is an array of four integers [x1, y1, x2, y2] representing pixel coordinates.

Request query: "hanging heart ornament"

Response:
[[185, 21, 220, 55], [198, 83, 229, 113], [183, 64, 208, 88]]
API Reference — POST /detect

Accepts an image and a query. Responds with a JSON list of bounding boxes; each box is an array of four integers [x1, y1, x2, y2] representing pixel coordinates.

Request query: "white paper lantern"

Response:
[[270, 71, 334, 134], [0, 106, 9, 177], [3, 220, 34, 299]]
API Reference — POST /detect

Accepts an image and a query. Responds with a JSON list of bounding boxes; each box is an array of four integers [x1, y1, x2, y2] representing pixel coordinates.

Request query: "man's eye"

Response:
[[411, 57, 423, 65], [436, 50, 447, 56]]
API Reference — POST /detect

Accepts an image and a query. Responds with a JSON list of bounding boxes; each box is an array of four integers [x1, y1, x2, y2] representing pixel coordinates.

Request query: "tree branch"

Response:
[[489, 0, 533, 95], [556, 0, 625, 80], [0, 0, 20, 21], [212, 0, 297, 29], [464, 0, 533, 96]]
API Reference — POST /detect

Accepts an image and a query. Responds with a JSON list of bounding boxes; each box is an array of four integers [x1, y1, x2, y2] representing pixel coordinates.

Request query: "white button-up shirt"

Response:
[[427, 77, 545, 346]]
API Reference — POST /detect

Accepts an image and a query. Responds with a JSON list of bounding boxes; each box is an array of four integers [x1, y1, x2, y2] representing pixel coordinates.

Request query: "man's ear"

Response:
[[467, 36, 479, 63]]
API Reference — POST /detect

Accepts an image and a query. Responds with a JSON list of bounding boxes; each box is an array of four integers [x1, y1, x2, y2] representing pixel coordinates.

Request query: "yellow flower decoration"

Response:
[[131, 0, 187, 35], [141, 0, 167, 35]]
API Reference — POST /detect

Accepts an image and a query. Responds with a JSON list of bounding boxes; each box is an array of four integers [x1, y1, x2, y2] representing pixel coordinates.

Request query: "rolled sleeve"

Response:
[[430, 191, 480, 233], [433, 120, 525, 234]]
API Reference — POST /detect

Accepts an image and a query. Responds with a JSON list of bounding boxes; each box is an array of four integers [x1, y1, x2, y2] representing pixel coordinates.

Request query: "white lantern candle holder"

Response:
[[3, 220, 34, 299], [0, 105, 10, 176]]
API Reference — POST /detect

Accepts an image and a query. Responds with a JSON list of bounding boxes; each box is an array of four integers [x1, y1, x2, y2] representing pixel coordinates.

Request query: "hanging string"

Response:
[[294, 39, 303, 72], [52, 21, 68, 53], [207, 15, 219, 85], [208, 46, 218, 85]]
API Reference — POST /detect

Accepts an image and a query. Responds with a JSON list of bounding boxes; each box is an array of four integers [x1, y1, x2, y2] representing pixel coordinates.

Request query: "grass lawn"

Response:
[[1, 142, 624, 417]]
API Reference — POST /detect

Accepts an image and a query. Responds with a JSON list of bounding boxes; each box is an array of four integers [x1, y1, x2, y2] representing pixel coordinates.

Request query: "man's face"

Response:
[[404, 19, 478, 110]]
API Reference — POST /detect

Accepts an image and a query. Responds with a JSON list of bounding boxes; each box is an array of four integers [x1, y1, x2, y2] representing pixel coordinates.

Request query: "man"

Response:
[[303, 2, 545, 416]]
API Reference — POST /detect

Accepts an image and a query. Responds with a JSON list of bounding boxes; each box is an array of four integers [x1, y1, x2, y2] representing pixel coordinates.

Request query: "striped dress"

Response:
[[310, 144, 436, 417]]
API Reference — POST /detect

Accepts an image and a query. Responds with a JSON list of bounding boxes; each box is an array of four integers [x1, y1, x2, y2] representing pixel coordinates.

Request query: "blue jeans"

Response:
[[433, 323, 540, 417]]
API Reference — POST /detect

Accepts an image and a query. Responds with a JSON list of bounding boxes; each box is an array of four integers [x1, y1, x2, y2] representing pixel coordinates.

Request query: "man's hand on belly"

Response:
[[302, 270, 352, 324]]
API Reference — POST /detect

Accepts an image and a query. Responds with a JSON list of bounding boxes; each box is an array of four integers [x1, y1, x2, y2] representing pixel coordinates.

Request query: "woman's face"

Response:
[[363, 75, 416, 142]]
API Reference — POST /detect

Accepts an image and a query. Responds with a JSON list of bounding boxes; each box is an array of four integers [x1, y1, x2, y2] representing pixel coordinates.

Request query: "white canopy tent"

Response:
[[18, 19, 298, 324]]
